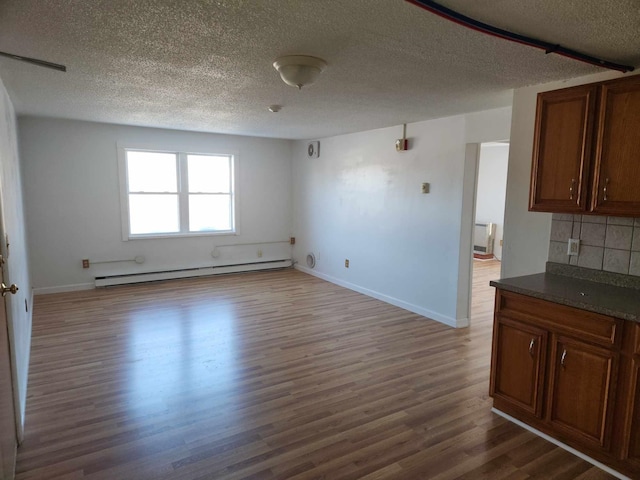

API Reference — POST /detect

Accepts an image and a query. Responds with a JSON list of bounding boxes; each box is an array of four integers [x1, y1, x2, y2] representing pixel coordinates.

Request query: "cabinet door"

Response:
[[622, 357, 640, 466], [490, 316, 546, 418], [591, 76, 640, 215], [547, 335, 618, 451], [529, 84, 597, 213]]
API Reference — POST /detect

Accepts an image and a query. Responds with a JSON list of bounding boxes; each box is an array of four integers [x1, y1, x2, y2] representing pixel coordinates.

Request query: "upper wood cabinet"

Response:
[[529, 84, 597, 212], [591, 77, 640, 214], [529, 75, 640, 216]]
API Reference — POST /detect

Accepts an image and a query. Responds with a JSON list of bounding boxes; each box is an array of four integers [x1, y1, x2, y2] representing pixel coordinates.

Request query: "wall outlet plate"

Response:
[[567, 238, 580, 256]]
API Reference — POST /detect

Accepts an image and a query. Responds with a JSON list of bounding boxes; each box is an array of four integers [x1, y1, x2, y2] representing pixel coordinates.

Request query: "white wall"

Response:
[[292, 107, 511, 327], [0, 77, 32, 437], [502, 71, 630, 279], [19, 117, 293, 291], [475, 144, 509, 260]]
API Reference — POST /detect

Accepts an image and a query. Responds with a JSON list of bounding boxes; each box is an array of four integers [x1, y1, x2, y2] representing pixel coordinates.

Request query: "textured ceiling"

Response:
[[0, 0, 638, 140]]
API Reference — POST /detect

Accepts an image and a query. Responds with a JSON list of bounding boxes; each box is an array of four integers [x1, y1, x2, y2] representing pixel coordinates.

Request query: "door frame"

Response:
[[457, 141, 509, 325]]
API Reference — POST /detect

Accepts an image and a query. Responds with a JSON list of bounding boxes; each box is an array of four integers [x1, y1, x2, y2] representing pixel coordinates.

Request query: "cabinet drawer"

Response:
[[497, 290, 621, 348]]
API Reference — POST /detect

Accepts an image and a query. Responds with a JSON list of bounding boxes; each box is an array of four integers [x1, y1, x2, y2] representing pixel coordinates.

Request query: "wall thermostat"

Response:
[[307, 141, 320, 158]]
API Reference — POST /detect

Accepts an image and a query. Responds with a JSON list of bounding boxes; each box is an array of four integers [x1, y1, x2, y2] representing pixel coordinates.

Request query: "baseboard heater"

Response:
[[94, 259, 292, 287], [474, 222, 495, 255]]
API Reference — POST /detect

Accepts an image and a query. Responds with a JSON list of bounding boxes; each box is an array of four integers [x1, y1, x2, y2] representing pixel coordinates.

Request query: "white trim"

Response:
[[15, 287, 36, 444], [125, 230, 238, 241], [457, 143, 480, 325], [116, 144, 238, 240], [295, 265, 464, 328], [116, 144, 130, 241], [33, 283, 95, 295], [491, 408, 631, 480]]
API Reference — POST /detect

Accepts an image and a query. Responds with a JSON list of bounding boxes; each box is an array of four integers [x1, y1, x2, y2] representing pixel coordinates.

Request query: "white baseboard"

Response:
[[491, 408, 630, 480], [33, 260, 293, 293], [33, 283, 94, 295], [295, 265, 463, 328]]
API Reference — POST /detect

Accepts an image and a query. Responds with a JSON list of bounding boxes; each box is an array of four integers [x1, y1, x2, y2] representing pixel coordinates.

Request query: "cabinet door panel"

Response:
[[529, 84, 597, 212], [547, 336, 617, 450], [623, 358, 640, 465], [591, 76, 640, 214], [490, 317, 546, 417]]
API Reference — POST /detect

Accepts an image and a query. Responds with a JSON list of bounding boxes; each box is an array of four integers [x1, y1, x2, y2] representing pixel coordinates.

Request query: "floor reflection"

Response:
[[126, 302, 237, 418]]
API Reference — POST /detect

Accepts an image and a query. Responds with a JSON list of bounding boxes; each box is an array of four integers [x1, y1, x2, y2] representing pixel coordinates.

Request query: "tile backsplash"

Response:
[[549, 214, 640, 277]]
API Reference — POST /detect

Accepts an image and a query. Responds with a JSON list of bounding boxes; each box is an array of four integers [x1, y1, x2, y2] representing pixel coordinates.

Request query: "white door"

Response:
[[0, 196, 18, 479], [0, 257, 16, 479]]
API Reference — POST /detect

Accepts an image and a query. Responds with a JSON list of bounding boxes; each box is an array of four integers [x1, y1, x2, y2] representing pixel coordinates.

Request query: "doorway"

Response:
[[471, 142, 509, 324]]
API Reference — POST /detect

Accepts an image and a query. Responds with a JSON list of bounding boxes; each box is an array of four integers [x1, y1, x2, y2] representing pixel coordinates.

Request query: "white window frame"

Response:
[[117, 144, 239, 240]]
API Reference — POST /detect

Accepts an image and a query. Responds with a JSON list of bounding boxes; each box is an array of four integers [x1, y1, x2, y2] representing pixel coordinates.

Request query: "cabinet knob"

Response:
[[603, 178, 610, 202], [560, 349, 567, 368], [529, 338, 535, 356], [569, 179, 576, 200]]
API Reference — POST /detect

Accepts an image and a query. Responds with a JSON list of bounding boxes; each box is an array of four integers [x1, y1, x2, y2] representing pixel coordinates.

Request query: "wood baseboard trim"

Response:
[[491, 408, 630, 480]]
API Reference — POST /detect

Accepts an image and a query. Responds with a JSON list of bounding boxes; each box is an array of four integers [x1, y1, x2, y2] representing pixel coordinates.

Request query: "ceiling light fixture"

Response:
[[273, 55, 327, 90], [268, 105, 282, 113]]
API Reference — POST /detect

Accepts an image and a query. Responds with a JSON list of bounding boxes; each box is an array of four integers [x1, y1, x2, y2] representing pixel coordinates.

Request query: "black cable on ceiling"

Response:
[[405, 0, 634, 73], [0, 51, 66, 72]]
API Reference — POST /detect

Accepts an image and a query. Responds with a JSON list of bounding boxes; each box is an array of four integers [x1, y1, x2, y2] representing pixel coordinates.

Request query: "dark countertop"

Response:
[[490, 272, 640, 322]]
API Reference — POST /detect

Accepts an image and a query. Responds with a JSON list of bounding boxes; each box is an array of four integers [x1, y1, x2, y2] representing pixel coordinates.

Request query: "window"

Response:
[[119, 148, 236, 239]]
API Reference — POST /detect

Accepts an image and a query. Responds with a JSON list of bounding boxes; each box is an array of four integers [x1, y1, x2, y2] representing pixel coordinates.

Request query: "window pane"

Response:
[[189, 195, 231, 232], [129, 194, 179, 235], [187, 155, 231, 193], [127, 151, 177, 192]]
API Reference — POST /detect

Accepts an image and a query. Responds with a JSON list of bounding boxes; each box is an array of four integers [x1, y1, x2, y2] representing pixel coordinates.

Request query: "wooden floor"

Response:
[[14, 261, 615, 479]]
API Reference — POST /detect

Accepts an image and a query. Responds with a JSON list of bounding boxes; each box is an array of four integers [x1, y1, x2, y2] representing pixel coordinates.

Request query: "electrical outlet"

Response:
[[82, 259, 90, 268], [257, 249, 263, 258], [345, 259, 349, 268], [290, 237, 296, 245], [567, 238, 580, 256]]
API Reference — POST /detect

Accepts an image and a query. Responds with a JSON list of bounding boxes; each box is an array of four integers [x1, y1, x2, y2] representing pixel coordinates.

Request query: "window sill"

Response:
[[126, 231, 238, 241]]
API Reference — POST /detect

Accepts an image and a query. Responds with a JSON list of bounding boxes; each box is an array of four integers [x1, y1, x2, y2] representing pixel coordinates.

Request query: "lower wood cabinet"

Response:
[[490, 317, 546, 418], [490, 289, 637, 477], [546, 335, 618, 451], [624, 358, 640, 466]]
